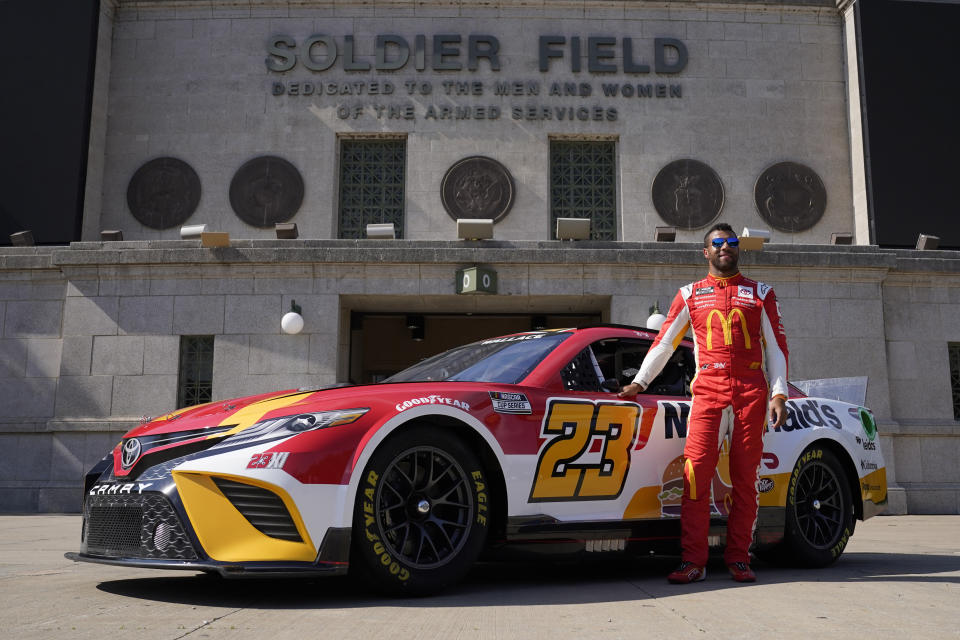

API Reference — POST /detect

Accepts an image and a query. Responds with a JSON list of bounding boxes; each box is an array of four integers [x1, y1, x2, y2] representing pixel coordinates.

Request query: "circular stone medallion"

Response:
[[754, 161, 826, 232], [651, 159, 724, 230], [229, 156, 304, 228], [126, 157, 201, 230], [441, 156, 515, 222]]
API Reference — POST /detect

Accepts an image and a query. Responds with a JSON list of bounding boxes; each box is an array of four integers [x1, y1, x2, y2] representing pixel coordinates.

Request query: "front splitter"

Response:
[[64, 552, 348, 578]]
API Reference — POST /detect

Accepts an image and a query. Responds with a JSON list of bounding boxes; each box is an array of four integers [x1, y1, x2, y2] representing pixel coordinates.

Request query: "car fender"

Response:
[[760, 397, 886, 515], [340, 403, 508, 533]]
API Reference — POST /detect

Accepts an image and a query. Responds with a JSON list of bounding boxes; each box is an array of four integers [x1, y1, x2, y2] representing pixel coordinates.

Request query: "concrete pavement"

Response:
[[1, 515, 958, 639]]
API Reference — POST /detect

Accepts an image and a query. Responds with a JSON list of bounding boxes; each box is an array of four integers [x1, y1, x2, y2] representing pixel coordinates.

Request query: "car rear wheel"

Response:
[[350, 426, 490, 595], [782, 446, 855, 567]]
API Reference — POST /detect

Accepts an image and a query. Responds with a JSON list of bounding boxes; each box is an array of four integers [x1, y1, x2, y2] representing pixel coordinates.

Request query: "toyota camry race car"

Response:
[[68, 325, 887, 594]]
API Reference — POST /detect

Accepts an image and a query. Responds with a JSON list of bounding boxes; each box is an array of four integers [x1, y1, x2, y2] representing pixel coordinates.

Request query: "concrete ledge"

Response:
[[26, 240, 947, 271], [900, 483, 960, 515], [883, 486, 908, 515]]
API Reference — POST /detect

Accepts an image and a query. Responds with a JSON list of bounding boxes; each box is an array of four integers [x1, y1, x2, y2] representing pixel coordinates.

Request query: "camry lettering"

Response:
[[89, 482, 153, 495], [395, 395, 470, 412]]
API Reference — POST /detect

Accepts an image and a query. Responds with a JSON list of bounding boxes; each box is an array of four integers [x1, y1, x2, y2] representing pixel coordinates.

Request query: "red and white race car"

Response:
[[68, 325, 887, 594]]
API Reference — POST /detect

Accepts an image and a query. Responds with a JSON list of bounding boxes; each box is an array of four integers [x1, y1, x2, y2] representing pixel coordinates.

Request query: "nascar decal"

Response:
[[529, 399, 648, 502], [489, 391, 532, 414], [395, 395, 470, 412]]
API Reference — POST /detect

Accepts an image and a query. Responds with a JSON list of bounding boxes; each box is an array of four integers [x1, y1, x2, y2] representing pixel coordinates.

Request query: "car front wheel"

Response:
[[783, 446, 855, 567], [350, 426, 490, 595]]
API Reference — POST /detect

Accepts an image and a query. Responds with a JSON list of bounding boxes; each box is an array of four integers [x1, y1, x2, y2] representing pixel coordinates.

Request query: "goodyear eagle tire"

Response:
[[783, 447, 855, 567], [351, 427, 490, 595]]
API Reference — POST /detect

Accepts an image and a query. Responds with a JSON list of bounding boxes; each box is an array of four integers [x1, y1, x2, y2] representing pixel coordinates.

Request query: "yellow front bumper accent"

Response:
[[173, 471, 316, 562]]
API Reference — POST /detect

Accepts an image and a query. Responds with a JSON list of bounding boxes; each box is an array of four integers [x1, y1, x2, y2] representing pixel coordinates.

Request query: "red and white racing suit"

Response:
[[634, 272, 789, 566]]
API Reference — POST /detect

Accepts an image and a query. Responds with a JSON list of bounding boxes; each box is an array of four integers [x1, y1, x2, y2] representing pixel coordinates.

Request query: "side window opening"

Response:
[[560, 348, 602, 392], [646, 348, 695, 396], [561, 338, 695, 396]]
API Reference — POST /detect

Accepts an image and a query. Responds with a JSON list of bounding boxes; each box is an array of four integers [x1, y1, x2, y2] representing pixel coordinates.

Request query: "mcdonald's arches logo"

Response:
[[706, 309, 751, 349]]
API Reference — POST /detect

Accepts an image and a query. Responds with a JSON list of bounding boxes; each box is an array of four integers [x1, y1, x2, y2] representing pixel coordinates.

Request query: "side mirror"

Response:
[[600, 378, 621, 393]]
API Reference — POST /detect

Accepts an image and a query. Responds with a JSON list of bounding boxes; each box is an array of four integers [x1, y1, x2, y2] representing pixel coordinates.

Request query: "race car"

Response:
[[67, 325, 887, 594]]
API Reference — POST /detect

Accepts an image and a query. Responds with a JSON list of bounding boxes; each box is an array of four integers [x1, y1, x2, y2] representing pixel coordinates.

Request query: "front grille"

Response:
[[213, 478, 303, 542], [83, 493, 198, 560]]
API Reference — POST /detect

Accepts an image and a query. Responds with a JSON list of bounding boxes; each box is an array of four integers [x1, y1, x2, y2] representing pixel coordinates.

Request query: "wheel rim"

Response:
[[374, 445, 474, 569], [792, 461, 845, 549]]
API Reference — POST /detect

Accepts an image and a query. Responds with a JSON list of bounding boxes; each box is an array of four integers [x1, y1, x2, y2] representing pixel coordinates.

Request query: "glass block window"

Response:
[[950, 343, 960, 420], [177, 336, 214, 409], [338, 138, 406, 239], [549, 139, 617, 240]]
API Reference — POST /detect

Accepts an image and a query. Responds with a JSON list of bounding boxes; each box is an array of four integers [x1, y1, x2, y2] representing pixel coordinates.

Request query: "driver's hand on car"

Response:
[[617, 382, 644, 398]]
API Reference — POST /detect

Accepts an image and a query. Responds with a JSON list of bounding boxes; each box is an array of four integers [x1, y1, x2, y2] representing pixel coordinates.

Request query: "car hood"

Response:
[[111, 385, 376, 478]]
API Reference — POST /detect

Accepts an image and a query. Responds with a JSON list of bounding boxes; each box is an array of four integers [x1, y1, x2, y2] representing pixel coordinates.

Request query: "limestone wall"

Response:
[[91, 0, 851, 244], [1, 241, 958, 513]]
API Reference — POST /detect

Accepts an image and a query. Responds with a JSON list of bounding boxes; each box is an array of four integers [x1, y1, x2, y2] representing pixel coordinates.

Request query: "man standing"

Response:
[[619, 223, 789, 583]]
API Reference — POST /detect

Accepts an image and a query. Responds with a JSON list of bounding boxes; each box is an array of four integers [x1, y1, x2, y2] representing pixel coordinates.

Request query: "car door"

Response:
[[520, 337, 696, 523]]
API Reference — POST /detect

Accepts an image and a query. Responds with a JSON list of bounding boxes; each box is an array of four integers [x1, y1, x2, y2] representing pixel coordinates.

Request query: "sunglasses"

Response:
[[710, 237, 739, 248]]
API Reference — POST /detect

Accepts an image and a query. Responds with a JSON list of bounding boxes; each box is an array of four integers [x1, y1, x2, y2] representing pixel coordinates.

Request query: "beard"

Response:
[[710, 251, 739, 274]]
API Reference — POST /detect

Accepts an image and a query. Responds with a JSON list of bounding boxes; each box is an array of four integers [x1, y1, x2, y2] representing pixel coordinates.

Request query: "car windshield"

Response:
[[383, 332, 571, 384]]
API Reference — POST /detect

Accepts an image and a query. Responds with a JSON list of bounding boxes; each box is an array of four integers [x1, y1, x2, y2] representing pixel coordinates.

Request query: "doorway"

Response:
[[348, 312, 601, 384]]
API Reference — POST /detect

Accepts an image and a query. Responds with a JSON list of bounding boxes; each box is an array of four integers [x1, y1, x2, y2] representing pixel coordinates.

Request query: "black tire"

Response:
[[350, 426, 490, 595], [783, 446, 855, 567]]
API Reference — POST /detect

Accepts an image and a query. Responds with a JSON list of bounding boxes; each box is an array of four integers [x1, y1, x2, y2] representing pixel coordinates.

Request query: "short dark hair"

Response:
[[703, 222, 735, 246]]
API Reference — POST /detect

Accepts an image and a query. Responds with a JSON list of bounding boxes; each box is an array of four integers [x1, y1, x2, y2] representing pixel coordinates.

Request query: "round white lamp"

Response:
[[281, 300, 304, 335], [646, 302, 666, 331]]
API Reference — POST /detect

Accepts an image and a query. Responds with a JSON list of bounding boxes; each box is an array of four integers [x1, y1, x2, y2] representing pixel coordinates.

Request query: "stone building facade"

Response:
[[1, 0, 958, 514]]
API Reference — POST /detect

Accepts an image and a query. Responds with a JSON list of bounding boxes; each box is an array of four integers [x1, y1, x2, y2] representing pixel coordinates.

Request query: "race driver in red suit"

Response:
[[619, 223, 789, 584]]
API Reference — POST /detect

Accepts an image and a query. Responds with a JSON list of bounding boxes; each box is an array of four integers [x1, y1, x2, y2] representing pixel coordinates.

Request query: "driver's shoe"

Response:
[[727, 562, 756, 583], [667, 561, 706, 584]]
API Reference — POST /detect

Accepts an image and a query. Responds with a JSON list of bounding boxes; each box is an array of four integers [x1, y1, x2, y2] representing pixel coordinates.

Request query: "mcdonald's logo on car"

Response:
[[706, 309, 751, 349]]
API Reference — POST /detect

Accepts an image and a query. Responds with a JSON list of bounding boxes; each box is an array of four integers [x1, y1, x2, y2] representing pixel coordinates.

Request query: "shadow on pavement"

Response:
[[93, 551, 960, 609]]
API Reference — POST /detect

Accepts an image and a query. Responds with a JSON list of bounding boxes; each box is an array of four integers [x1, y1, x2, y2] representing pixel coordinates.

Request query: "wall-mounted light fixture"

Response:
[[457, 218, 493, 240], [180, 224, 207, 239], [916, 234, 940, 250], [275, 222, 298, 239], [556, 217, 591, 241], [366, 223, 396, 239], [739, 227, 770, 251], [646, 302, 666, 331], [654, 226, 677, 242], [281, 300, 304, 335], [406, 314, 425, 341], [100, 230, 123, 241], [9, 230, 34, 246]]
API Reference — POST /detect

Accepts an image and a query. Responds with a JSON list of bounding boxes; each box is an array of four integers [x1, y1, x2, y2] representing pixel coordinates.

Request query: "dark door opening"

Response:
[[348, 312, 601, 384]]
